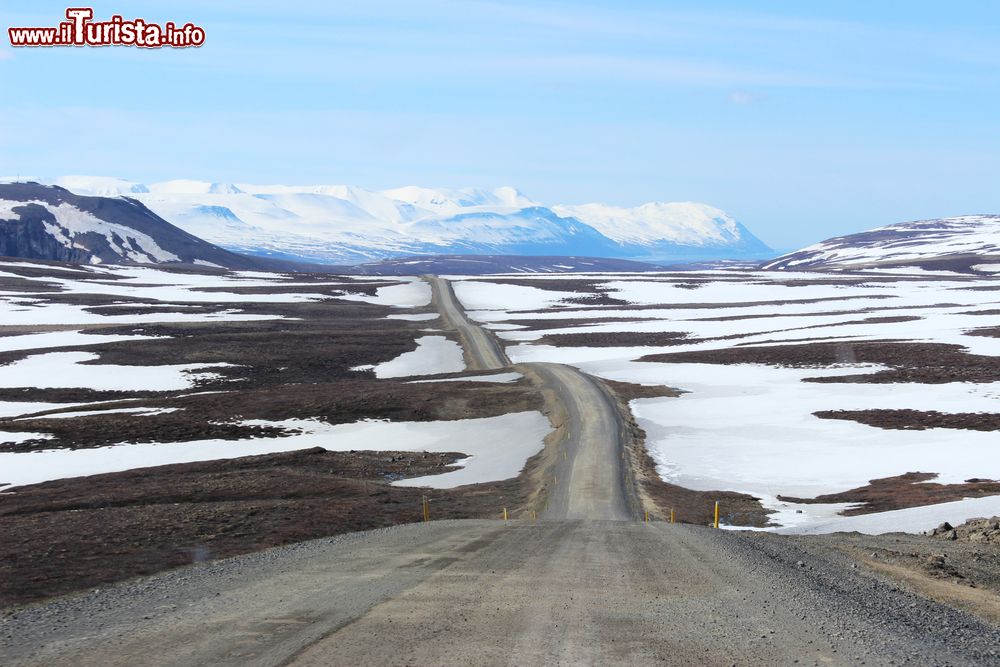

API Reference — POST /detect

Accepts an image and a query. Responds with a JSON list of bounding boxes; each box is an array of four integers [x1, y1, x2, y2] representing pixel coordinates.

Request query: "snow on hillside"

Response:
[[23, 176, 772, 265], [765, 215, 1000, 271], [0, 198, 180, 263], [0, 182, 278, 269]]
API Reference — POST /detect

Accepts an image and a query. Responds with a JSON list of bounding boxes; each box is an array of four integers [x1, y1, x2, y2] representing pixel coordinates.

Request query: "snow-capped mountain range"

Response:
[[13, 176, 772, 265], [764, 215, 1000, 272]]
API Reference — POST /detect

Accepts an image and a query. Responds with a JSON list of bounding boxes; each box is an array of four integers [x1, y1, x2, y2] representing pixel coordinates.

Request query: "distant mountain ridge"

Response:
[[0, 182, 271, 269], [764, 214, 1000, 273], [12, 176, 773, 265]]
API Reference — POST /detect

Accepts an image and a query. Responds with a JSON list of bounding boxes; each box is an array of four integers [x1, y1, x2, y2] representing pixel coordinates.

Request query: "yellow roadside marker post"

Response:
[[644, 510, 649, 524], [670, 508, 675, 524], [422, 496, 430, 522], [532, 510, 537, 521], [713, 501, 720, 529], [503, 507, 508, 521]]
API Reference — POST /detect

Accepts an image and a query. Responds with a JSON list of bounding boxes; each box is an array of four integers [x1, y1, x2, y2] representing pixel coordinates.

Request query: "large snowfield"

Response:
[[451, 271, 1000, 534]]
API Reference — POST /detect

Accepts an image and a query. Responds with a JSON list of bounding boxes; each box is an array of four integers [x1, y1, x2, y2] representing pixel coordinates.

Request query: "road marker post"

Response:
[[422, 496, 430, 522], [713, 501, 719, 529], [532, 510, 537, 521], [503, 507, 508, 521], [644, 510, 649, 524], [670, 509, 675, 524]]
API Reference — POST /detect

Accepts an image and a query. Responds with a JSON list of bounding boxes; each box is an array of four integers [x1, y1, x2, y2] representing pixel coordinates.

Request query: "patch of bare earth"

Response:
[[0, 447, 529, 609], [470, 278, 619, 294], [968, 326, 1000, 338], [538, 331, 690, 347], [642, 340, 1000, 384], [502, 317, 659, 331], [778, 472, 1000, 515], [514, 294, 895, 314], [815, 409, 1000, 432]]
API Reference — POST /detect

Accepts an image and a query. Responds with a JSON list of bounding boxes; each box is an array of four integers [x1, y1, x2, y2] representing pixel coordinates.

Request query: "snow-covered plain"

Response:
[[0, 412, 551, 490], [451, 271, 1000, 534]]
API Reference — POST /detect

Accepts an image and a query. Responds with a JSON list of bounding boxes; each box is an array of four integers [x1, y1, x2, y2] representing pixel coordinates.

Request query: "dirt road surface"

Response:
[[3, 277, 999, 665], [426, 275, 634, 521], [4, 520, 999, 666], [525, 362, 633, 521], [426, 275, 510, 371]]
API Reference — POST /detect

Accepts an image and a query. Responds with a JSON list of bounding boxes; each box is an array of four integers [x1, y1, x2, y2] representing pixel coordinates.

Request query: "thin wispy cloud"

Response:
[[728, 90, 763, 106]]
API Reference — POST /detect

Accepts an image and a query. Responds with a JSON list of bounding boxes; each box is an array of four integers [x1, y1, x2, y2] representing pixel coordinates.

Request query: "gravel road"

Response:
[[525, 362, 634, 521], [4, 520, 999, 666], [427, 275, 636, 521], [426, 275, 510, 371]]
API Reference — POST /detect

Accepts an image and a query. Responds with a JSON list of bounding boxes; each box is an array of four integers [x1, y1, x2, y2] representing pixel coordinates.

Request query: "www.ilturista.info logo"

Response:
[[8, 7, 205, 48]]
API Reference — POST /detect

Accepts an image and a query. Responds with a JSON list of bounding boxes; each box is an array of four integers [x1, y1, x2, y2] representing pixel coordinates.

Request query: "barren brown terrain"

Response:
[[0, 447, 532, 608], [643, 339, 1000, 383], [779, 472, 1000, 515]]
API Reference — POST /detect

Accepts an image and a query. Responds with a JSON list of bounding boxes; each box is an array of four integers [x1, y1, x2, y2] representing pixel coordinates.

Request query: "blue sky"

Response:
[[2, 1, 999, 248]]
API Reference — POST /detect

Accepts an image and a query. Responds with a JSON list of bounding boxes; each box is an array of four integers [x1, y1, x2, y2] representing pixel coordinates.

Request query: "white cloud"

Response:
[[728, 90, 764, 106]]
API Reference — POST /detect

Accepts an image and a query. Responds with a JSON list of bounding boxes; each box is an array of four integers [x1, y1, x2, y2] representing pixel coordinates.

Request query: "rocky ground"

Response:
[[797, 516, 1000, 625]]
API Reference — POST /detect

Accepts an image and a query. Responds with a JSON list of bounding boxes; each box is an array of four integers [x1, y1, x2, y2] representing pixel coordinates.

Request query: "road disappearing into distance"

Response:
[[3, 277, 999, 666]]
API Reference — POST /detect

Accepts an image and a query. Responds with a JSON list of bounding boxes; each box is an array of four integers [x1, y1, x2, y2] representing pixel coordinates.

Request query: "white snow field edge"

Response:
[[448, 271, 1000, 534], [0, 412, 551, 491]]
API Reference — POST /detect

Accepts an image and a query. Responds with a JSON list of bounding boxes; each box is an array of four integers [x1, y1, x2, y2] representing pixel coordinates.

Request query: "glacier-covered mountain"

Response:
[[763, 215, 1000, 272], [19, 176, 772, 265]]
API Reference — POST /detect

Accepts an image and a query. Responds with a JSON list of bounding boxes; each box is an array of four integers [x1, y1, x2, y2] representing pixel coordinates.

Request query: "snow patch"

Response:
[[374, 336, 465, 378], [0, 351, 235, 391]]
